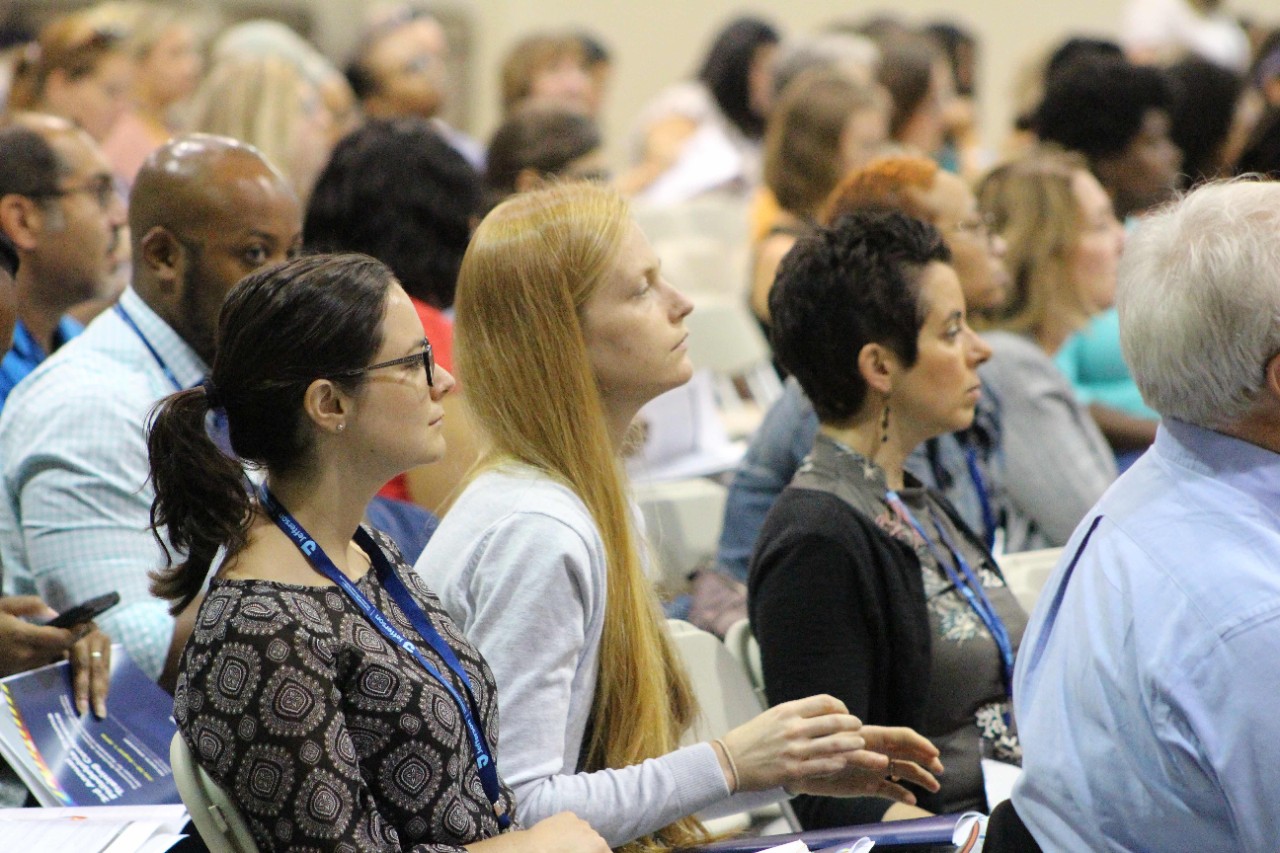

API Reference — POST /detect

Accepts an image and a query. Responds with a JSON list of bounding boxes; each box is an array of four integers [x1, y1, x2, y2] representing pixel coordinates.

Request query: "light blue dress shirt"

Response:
[[1013, 418, 1280, 851], [0, 288, 207, 680]]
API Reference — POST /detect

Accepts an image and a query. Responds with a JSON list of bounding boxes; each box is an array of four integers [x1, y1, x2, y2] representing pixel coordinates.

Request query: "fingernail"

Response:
[[77, 699, 88, 716], [95, 701, 106, 719]]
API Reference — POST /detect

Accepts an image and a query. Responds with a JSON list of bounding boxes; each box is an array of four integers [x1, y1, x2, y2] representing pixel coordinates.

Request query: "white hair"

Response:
[[1118, 179, 1280, 429]]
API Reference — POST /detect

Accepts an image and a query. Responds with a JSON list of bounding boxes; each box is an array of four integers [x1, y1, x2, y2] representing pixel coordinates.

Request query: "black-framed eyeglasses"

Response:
[[29, 174, 117, 211], [330, 338, 434, 387]]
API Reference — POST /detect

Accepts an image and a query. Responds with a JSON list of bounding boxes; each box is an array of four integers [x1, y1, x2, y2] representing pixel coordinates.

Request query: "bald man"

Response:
[[0, 115, 125, 409], [0, 134, 301, 687]]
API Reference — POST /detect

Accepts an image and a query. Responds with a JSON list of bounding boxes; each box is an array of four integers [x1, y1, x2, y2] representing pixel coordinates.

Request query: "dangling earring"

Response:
[[880, 403, 891, 445]]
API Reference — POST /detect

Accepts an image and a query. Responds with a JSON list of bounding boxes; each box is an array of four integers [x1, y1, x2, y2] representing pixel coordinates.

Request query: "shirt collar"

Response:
[[116, 288, 208, 389], [1157, 418, 1280, 506]]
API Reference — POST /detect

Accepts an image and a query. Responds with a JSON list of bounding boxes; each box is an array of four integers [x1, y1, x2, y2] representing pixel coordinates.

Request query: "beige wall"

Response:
[[310, 0, 1277, 166]]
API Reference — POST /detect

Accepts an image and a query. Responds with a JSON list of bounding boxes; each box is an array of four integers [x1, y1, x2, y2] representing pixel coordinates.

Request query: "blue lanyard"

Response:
[[115, 304, 182, 392], [886, 490, 1015, 699], [964, 447, 998, 551], [258, 486, 510, 828]]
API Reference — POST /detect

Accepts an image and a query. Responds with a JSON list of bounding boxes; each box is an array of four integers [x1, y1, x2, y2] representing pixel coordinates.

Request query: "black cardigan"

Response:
[[748, 485, 944, 826]]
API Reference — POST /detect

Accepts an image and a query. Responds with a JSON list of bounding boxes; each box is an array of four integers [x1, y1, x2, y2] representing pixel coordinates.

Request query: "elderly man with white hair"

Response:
[[1009, 179, 1280, 851]]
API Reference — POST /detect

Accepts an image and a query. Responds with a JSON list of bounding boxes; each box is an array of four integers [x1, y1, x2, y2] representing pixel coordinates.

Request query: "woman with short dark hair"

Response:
[[751, 211, 1027, 826]]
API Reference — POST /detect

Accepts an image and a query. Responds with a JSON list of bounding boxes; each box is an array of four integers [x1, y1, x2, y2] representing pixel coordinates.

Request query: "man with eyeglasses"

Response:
[[0, 133, 301, 691], [0, 114, 124, 410]]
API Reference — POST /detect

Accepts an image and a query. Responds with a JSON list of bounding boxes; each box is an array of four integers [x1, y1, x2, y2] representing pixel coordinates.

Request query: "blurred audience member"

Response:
[[750, 69, 888, 324], [305, 118, 482, 514], [212, 19, 359, 150], [90, 2, 206, 186], [7, 11, 132, 142], [186, 54, 333, 203], [925, 21, 984, 177], [876, 31, 954, 163], [1014, 178, 1280, 853], [1030, 54, 1179, 220], [624, 16, 780, 202], [1167, 56, 1254, 187], [1122, 0, 1249, 72], [346, 8, 481, 167], [485, 105, 605, 206], [0, 134, 301, 687], [500, 32, 592, 116], [1030, 54, 1178, 459], [975, 149, 1123, 546], [746, 31, 881, 244], [0, 115, 124, 409]]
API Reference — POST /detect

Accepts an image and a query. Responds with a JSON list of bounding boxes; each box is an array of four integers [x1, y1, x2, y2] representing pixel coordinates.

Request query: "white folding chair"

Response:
[[997, 547, 1065, 613], [170, 732, 260, 853], [683, 298, 783, 439], [723, 617, 765, 705], [635, 478, 728, 592], [667, 619, 801, 835]]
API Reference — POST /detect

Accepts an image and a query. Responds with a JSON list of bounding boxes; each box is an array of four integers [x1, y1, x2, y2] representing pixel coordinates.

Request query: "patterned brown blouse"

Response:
[[174, 528, 518, 852]]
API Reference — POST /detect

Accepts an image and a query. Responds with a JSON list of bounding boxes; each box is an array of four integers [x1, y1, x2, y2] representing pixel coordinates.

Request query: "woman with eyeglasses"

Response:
[[416, 182, 942, 853], [147, 253, 608, 853]]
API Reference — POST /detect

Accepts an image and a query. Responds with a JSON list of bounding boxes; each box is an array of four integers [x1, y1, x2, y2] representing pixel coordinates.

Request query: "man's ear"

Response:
[[0, 194, 44, 252], [1264, 350, 1280, 403], [857, 341, 897, 397], [137, 226, 185, 293]]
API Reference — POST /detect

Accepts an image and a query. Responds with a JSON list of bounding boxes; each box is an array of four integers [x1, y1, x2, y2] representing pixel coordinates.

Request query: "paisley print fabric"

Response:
[[175, 528, 517, 852]]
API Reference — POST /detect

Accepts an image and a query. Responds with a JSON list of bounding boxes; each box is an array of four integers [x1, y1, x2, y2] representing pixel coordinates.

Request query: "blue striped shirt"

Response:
[[0, 288, 206, 680]]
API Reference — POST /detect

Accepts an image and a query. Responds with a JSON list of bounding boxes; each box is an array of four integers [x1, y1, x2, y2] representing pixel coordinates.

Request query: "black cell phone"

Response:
[[43, 592, 120, 629]]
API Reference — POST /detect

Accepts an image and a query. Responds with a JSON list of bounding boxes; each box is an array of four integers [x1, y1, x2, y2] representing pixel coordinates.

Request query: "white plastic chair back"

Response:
[[723, 617, 766, 705], [170, 732, 260, 853], [667, 619, 801, 834], [998, 547, 1065, 613], [635, 478, 728, 590]]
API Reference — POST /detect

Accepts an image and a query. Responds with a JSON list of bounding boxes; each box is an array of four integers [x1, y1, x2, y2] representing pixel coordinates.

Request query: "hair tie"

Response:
[[201, 378, 224, 410]]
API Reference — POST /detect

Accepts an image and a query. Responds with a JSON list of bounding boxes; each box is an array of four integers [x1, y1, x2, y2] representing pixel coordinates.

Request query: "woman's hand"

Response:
[[68, 626, 112, 719], [717, 699, 944, 802], [718, 694, 872, 792], [787, 725, 943, 802]]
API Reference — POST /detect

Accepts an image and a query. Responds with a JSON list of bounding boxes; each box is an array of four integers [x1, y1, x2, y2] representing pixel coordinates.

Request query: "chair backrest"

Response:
[[170, 732, 260, 853], [723, 617, 765, 705], [636, 478, 729, 591], [667, 619, 801, 834], [998, 547, 1065, 614]]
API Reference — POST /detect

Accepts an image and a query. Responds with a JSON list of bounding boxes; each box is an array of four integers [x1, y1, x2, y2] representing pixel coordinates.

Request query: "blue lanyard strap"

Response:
[[114, 304, 182, 392], [258, 486, 510, 828], [886, 490, 1015, 699], [964, 447, 998, 551]]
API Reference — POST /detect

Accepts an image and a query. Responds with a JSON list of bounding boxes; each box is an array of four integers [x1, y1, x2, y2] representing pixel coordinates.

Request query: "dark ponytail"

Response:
[[146, 252, 395, 613], [148, 388, 253, 614]]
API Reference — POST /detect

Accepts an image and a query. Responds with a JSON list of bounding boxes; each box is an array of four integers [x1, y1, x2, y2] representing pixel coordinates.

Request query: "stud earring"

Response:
[[337, 423, 346, 432]]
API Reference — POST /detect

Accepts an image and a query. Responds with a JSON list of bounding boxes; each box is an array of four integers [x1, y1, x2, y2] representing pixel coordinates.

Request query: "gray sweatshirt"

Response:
[[415, 464, 776, 847]]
